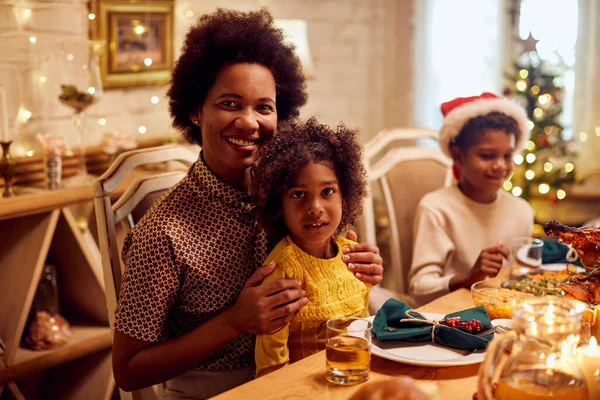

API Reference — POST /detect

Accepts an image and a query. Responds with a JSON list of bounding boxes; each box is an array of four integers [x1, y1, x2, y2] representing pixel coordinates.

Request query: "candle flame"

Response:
[[591, 336, 598, 348]]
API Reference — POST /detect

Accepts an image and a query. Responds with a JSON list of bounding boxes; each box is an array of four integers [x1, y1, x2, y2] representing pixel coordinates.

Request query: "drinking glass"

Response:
[[58, 40, 105, 185], [509, 237, 543, 280], [325, 317, 372, 385]]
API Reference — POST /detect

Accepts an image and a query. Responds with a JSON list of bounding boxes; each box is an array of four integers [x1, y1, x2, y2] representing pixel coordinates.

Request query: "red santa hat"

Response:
[[439, 92, 530, 158]]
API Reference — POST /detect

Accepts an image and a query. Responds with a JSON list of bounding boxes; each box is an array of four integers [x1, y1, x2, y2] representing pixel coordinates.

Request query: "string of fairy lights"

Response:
[[2, 1, 203, 158], [502, 46, 599, 202]]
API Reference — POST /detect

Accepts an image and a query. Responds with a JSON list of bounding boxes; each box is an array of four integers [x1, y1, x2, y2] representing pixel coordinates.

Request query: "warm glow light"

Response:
[[144, 58, 153, 66], [29, 36, 37, 44], [17, 108, 32, 122], [151, 96, 159, 104], [538, 95, 549, 105], [134, 25, 146, 35], [87, 87, 96, 95], [580, 132, 588, 142], [26, 150, 34, 157], [525, 170, 535, 180], [67, 54, 74, 61], [88, 13, 96, 20], [544, 162, 553, 172], [591, 336, 598, 348], [525, 140, 536, 151], [516, 80, 527, 91], [538, 183, 550, 194], [185, 10, 194, 18], [544, 126, 553, 134], [514, 154, 524, 165], [565, 162, 575, 173], [39, 76, 47, 83], [512, 186, 523, 197], [531, 85, 540, 95], [519, 69, 529, 78], [526, 120, 535, 130], [557, 189, 566, 200], [275, 19, 315, 79], [526, 153, 536, 163], [595, 127, 600, 136], [98, 118, 107, 126], [533, 108, 543, 119], [503, 181, 513, 191], [138, 125, 147, 134]]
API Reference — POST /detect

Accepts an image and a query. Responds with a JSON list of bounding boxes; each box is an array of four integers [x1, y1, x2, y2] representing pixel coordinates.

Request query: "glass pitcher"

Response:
[[478, 297, 589, 400]]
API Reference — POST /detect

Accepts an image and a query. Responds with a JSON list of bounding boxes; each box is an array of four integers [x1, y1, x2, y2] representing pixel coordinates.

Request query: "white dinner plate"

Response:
[[540, 263, 585, 273], [516, 245, 542, 267], [366, 314, 487, 367]]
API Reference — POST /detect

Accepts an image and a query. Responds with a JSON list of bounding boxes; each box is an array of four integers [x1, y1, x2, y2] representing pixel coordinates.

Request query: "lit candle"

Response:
[[0, 85, 9, 142], [577, 336, 600, 400]]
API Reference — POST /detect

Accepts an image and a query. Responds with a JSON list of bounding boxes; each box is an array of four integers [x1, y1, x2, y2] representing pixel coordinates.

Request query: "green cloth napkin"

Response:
[[372, 299, 494, 350], [541, 238, 583, 267]]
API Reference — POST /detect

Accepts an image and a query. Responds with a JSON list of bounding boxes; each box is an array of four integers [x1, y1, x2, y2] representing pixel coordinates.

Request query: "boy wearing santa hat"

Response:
[[408, 93, 534, 306]]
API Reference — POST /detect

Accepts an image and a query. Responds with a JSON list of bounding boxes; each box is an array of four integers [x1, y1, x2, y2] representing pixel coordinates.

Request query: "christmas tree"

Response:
[[503, 33, 579, 202]]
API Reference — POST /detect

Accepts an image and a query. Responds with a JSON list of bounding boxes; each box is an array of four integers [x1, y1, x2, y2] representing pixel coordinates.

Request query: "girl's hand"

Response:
[[230, 261, 308, 335], [466, 242, 508, 286], [344, 230, 384, 285]]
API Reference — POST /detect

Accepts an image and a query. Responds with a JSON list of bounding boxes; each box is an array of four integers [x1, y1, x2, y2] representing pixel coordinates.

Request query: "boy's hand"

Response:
[[231, 261, 308, 335], [344, 230, 384, 285], [466, 241, 508, 286]]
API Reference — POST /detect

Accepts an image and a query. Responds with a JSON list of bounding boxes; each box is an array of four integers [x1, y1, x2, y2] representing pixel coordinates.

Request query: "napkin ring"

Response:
[[398, 309, 440, 342]]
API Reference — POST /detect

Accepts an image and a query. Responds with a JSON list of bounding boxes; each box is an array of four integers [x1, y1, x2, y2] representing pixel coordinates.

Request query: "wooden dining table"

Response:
[[214, 287, 484, 400]]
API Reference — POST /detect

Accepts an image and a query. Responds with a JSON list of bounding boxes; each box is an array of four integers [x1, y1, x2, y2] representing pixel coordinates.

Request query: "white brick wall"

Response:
[[0, 0, 414, 156]]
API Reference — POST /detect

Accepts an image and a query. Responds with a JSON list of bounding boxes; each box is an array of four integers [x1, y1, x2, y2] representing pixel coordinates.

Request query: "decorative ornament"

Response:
[[519, 32, 539, 55]]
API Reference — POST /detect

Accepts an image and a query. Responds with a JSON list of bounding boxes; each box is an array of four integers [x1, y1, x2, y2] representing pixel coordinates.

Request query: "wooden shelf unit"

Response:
[[0, 186, 113, 400]]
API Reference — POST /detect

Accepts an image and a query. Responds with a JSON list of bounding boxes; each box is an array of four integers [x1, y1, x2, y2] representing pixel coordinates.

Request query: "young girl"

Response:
[[251, 117, 370, 376], [409, 92, 534, 306]]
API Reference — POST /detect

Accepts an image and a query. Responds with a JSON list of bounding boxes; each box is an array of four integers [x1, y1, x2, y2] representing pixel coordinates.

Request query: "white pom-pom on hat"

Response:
[[439, 92, 530, 158]]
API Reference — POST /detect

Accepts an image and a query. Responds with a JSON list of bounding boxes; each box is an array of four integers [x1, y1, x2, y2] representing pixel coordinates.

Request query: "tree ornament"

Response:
[[519, 32, 539, 55]]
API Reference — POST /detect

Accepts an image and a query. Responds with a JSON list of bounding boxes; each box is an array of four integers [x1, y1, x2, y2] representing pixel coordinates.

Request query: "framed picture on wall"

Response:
[[90, 0, 174, 88]]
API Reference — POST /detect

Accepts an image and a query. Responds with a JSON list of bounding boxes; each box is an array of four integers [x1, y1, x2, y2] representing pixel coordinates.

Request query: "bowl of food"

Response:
[[471, 280, 538, 320]]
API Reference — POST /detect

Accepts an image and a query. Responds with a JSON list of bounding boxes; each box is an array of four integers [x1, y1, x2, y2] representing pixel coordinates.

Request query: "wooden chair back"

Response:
[[361, 128, 452, 296], [93, 145, 197, 400]]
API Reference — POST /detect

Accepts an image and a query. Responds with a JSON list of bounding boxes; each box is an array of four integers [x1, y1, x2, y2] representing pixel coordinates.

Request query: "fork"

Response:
[[476, 325, 507, 337]]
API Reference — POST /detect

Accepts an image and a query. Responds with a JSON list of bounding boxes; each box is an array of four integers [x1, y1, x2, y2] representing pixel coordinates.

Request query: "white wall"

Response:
[[0, 0, 415, 157]]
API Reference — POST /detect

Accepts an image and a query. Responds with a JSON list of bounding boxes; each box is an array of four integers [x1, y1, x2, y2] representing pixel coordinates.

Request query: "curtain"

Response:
[[573, 0, 600, 171], [413, 0, 505, 130]]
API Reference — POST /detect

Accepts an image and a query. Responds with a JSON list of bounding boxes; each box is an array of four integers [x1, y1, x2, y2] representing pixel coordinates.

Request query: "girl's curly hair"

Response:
[[251, 117, 368, 241], [167, 8, 308, 145]]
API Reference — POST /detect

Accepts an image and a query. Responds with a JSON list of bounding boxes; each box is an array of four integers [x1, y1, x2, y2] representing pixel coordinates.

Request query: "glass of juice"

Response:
[[325, 317, 372, 385]]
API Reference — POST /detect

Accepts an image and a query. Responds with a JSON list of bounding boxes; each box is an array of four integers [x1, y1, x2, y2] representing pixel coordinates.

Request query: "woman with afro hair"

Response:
[[111, 8, 383, 399], [250, 117, 370, 377]]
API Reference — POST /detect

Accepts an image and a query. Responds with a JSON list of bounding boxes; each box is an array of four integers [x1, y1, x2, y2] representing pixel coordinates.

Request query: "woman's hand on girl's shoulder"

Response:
[[343, 231, 384, 285], [229, 261, 308, 335]]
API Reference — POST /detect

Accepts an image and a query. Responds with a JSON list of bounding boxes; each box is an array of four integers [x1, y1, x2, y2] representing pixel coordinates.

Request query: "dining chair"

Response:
[[94, 145, 197, 400], [360, 128, 452, 311]]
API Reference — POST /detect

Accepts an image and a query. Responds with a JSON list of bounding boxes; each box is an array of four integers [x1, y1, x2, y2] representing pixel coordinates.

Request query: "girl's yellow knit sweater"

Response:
[[255, 235, 370, 377]]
